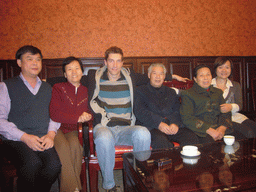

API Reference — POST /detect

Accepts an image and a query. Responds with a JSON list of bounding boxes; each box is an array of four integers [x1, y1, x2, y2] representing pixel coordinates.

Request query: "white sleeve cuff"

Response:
[[231, 103, 239, 113]]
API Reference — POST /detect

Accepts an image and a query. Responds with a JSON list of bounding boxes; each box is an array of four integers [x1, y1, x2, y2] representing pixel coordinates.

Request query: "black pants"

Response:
[[2, 140, 61, 192], [150, 127, 199, 150], [241, 119, 256, 137], [197, 129, 246, 144]]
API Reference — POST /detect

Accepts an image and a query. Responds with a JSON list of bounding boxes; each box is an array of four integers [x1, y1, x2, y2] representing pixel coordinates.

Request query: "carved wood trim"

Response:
[[1, 56, 256, 111]]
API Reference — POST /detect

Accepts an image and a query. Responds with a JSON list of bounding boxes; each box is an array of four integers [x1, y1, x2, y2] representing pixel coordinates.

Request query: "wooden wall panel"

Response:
[[0, 61, 7, 82], [43, 65, 63, 80], [123, 58, 137, 71], [245, 58, 256, 111], [232, 61, 243, 84], [136, 58, 167, 74], [1, 56, 256, 112], [81, 58, 104, 75], [194, 57, 216, 69], [0, 68, 3, 82], [7, 60, 20, 79], [42, 59, 63, 79], [231, 58, 245, 110], [168, 58, 193, 79]]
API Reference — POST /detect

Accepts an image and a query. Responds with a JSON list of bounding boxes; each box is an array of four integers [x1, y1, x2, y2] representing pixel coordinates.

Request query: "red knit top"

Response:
[[50, 82, 91, 134]]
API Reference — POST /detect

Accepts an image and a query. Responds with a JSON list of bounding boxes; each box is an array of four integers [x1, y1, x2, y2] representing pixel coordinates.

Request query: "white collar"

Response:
[[211, 78, 233, 88]]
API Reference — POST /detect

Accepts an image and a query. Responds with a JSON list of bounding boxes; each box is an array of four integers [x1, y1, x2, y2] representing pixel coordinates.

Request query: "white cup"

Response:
[[224, 135, 235, 145], [182, 145, 198, 156]]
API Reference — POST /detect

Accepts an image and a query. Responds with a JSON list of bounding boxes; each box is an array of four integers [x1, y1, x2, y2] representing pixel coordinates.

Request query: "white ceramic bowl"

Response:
[[182, 145, 198, 156], [224, 135, 235, 145]]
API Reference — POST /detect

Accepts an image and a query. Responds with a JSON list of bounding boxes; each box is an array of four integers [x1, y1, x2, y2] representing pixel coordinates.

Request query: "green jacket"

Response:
[[180, 82, 233, 137]]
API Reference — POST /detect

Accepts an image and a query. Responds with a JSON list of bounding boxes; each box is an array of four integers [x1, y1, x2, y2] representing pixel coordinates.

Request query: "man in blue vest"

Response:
[[0, 45, 61, 192]]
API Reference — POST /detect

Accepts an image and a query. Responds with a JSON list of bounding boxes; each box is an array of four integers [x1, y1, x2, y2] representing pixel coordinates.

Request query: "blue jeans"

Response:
[[93, 124, 151, 189]]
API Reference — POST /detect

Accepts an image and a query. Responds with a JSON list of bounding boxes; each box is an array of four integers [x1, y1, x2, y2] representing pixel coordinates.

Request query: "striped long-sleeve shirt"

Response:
[[98, 73, 132, 127]]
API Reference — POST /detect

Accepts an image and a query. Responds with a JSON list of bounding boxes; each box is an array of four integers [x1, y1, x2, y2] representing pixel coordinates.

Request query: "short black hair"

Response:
[[15, 45, 42, 60], [213, 57, 233, 78], [194, 64, 212, 78], [62, 56, 84, 73], [104, 46, 123, 61]]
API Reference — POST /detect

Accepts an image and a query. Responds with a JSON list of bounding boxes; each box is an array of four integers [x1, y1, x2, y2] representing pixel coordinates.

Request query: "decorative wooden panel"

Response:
[[0, 68, 3, 82], [81, 58, 103, 65], [245, 58, 256, 112], [168, 58, 193, 79], [245, 58, 256, 88], [44, 65, 63, 79], [194, 57, 216, 70], [231, 61, 243, 83], [251, 78, 256, 111], [123, 58, 137, 71], [231, 58, 245, 110], [81, 58, 104, 75], [7, 60, 20, 79], [0, 61, 7, 82], [1, 56, 256, 112], [137, 58, 168, 74], [42, 59, 63, 79]]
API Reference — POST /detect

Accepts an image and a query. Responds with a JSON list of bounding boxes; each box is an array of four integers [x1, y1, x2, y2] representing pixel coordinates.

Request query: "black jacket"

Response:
[[134, 83, 183, 131]]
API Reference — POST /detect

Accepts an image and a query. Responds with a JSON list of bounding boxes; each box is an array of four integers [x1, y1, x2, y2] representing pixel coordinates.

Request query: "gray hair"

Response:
[[148, 63, 167, 75]]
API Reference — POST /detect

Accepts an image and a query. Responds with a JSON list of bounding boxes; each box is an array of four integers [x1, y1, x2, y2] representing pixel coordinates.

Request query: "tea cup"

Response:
[[224, 135, 235, 145], [182, 145, 199, 156]]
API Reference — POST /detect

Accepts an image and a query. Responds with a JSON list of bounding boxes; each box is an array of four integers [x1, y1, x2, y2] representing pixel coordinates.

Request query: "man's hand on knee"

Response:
[[41, 131, 56, 150], [21, 133, 45, 151], [169, 124, 179, 135]]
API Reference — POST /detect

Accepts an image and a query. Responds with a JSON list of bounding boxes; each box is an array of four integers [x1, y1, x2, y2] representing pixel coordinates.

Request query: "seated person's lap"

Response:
[[2, 140, 60, 170]]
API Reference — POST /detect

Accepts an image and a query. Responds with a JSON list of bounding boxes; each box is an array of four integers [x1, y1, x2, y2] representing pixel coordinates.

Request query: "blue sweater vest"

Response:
[[4, 76, 52, 138]]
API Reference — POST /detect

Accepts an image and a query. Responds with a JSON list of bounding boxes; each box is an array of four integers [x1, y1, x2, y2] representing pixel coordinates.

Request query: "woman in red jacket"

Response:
[[50, 56, 92, 192]]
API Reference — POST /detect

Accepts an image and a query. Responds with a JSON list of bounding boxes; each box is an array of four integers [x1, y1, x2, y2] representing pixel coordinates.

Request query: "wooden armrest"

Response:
[[77, 121, 94, 158], [88, 120, 95, 156], [77, 121, 94, 156], [78, 122, 83, 146]]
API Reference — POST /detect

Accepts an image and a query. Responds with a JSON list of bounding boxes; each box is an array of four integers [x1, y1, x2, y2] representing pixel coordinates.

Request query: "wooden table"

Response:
[[123, 138, 256, 192]]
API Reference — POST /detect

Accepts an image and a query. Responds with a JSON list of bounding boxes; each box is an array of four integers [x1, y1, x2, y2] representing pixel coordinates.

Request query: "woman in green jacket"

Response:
[[180, 64, 245, 144]]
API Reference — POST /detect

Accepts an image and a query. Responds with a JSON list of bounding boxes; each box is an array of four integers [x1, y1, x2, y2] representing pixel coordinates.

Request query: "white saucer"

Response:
[[180, 150, 201, 157]]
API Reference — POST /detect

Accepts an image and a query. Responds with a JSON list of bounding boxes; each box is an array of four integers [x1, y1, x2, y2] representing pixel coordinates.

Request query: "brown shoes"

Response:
[[105, 185, 121, 192]]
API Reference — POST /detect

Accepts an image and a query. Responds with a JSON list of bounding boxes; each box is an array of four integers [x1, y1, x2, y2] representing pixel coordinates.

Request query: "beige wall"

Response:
[[0, 0, 255, 59]]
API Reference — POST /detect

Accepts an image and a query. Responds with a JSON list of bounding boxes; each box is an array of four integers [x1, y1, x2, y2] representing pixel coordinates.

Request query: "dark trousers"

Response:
[[197, 129, 246, 144], [241, 119, 256, 136], [231, 121, 255, 138], [2, 140, 61, 192], [150, 127, 199, 150]]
